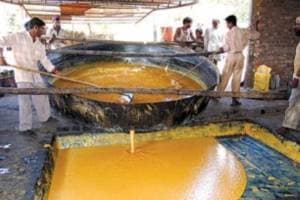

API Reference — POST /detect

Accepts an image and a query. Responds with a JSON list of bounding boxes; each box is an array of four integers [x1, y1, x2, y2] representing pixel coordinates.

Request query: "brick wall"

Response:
[[245, 0, 300, 88]]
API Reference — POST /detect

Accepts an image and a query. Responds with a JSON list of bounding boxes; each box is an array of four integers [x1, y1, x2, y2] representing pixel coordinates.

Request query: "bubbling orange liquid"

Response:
[[54, 62, 205, 104]]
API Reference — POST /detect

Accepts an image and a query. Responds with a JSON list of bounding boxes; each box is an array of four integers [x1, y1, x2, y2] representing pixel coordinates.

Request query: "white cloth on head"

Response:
[[17, 82, 51, 131], [47, 27, 66, 49], [0, 31, 55, 83]]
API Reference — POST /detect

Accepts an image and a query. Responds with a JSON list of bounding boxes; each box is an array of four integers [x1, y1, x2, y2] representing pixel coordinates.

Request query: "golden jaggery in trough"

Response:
[[48, 137, 247, 200], [53, 61, 205, 104]]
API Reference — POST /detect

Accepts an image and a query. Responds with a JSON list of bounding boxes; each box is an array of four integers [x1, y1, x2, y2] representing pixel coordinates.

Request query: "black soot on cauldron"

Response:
[[47, 42, 219, 132]]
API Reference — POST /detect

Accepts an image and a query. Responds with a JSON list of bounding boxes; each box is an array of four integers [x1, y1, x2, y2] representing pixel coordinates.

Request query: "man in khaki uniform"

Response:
[[218, 15, 260, 106], [277, 17, 300, 133]]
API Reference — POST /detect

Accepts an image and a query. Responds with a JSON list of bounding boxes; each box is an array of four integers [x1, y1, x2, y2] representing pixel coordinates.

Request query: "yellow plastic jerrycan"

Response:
[[253, 65, 272, 92]]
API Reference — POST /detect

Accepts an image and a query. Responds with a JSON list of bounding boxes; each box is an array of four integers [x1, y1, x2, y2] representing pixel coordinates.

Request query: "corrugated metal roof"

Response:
[[0, 0, 198, 24]]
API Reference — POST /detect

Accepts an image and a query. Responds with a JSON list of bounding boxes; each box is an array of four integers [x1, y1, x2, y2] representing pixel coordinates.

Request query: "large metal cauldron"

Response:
[[47, 42, 219, 131]]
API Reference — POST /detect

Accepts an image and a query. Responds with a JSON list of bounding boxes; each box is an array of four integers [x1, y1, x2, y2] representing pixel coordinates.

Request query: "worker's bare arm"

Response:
[[52, 68, 61, 75], [297, 69, 300, 78], [0, 48, 7, 66], [248, 21, 260, 40], [173, 28, 181, 42], [48, 34, 56, 45], [292, 69, 300, 88], [292, 78, 299, 88], [190, 32, 196, 42]]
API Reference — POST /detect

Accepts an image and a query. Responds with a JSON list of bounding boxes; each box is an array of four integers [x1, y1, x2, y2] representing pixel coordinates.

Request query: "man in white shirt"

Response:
[[204, 19, 223, 64], [276, 17, 300, 133], [217, 15, 260, 106], [47, 15, 66, 49], [0, 17, 60, 134]]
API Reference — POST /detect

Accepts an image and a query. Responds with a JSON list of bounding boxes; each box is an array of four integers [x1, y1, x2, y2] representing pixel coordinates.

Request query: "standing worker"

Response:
[[276, 17, 300, 133], [217, 15, 260, 106], [204, 19, 223, 65], [0, 17, 60, 134], [173, 17, 195, 44], [47, 15, 67, 49], [194, 28, 205, 51]]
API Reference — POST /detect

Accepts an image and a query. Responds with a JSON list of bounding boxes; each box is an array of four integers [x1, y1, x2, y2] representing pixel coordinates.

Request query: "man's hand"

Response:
[[52, 69, 62, 76], [297, 69, 300, 77], [249, 20, 260, 31], [218, 47, 225, 54], [292, 78, 299, 88], [49, 34, 56, 44], [0, 57, 7, 66]]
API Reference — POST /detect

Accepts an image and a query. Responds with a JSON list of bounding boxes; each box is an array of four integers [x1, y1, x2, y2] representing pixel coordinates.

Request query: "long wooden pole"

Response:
[[6, 65, 103, 89], [0, 87, 287, 100], [0, 65, 287, 100]]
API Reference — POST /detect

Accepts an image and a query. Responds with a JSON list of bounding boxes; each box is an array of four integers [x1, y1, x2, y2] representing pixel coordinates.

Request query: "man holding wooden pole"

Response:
[[0, 17, 60, 134]]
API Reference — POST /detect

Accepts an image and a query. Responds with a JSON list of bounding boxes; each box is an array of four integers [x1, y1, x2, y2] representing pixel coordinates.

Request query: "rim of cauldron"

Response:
[[46, 42, 218, 119]]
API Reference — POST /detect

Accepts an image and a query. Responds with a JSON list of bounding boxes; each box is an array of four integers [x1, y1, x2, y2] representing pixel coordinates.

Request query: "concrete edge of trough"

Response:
[[54, 121, 300, 163], [34, 121, 300, 200]]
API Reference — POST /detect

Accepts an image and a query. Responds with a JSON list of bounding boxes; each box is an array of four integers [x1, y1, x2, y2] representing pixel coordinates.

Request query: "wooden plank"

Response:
[[42, 36, 205, 47], [0, 87, 288, 100]]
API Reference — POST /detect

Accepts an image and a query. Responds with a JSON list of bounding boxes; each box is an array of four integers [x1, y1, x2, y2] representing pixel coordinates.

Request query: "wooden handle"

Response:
[[4, 65, 102, 89]]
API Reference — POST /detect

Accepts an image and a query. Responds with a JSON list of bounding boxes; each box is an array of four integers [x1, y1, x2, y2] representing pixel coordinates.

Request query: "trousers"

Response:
[[283, 87, 300, 131], [217, 53, 244, 93], [17, 82, 51, 131]]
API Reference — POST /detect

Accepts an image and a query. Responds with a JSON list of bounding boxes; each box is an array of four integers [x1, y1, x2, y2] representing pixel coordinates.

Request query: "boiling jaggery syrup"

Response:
[[54, 62, 205, 104]]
